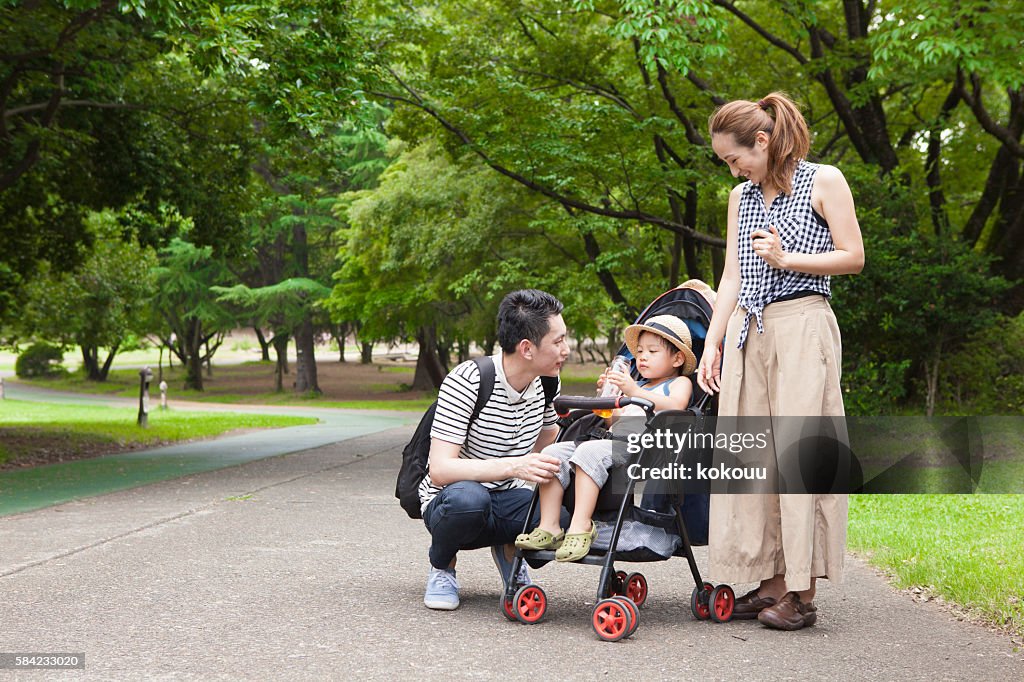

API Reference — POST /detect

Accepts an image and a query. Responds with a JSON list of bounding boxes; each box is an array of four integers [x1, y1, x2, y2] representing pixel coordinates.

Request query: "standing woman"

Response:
[[697, 92, 864, 631]]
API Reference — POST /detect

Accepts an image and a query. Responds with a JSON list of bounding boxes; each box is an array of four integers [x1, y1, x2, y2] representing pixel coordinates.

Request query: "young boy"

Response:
[[515, 314, 696, 562]]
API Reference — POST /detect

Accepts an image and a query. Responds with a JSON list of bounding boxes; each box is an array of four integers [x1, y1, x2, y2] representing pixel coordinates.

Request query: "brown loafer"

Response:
[[732, 588, 778, 620], [757, 591, 817, 630]]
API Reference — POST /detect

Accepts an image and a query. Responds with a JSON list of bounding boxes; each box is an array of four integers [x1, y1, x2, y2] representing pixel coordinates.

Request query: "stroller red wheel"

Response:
[[709, 585, 735, 623], [625, 572, 648, 607], [513, 585, 547, 624], [499, 594, 517, 621], [689, 582, 713, 620], [611, 596, 640, 638], [592, 598, 632, 642]]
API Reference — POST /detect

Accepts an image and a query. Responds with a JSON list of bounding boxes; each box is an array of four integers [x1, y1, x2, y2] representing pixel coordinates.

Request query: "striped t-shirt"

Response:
[[419, 353, 560, 514]]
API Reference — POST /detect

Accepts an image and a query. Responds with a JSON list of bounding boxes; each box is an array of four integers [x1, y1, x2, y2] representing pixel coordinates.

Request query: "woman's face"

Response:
[[712, 132, 770, 185]]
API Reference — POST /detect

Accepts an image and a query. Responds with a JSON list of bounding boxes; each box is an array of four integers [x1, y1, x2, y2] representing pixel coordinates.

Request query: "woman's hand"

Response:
[[697, 343, 722, 394], [751, 225, 788, 269]]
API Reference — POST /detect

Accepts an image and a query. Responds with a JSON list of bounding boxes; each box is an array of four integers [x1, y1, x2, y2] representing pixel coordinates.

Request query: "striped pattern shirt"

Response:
[[419, 353, 560, 513], [736, 160, 833, 348]]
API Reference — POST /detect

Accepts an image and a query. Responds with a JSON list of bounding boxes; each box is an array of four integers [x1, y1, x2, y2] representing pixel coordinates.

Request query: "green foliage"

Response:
[[868, 1, 1024, 87], [214, 278, 332, 329], [0, 0, 368, 329], [834, 232, 1012, 414], [176, 0, 368, 136], [573, 1, 728, 75], [327, 141, 657, 356], [14, 342, 66, 378], [941, 314, 1024, 415], [841, 359, 911, 417]]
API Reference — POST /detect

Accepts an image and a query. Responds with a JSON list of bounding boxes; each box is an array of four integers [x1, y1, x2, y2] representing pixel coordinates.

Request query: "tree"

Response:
[[214, 278, 331, 393], [355, 0, 1020, 410], [151, 238, 236, 391], [1, 1, 368, 327], [327, 140, 653, 388], [21, 210, 158, 380]]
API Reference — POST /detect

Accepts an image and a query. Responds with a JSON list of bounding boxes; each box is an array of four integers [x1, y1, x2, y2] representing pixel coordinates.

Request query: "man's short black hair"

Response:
[[497, 289, 564, 354]]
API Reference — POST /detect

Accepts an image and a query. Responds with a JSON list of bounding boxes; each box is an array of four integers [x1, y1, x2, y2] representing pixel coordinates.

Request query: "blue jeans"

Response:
[[422, 481, 569, 569]]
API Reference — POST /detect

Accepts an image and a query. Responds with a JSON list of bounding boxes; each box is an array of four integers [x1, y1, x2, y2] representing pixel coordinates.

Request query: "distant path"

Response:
[[0, 380, 419, 517]]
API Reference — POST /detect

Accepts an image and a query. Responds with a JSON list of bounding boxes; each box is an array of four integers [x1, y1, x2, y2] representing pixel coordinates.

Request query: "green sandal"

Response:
[[515, 527, 565, 551], [555, 523, 598, 562]]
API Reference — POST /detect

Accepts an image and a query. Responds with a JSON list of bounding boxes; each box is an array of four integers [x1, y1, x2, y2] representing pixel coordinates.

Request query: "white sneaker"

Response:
[[424, 567, 460, 610]]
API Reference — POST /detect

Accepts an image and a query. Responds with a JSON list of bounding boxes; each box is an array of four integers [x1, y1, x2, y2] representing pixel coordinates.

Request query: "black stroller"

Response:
[[498, 280, 736, 641]]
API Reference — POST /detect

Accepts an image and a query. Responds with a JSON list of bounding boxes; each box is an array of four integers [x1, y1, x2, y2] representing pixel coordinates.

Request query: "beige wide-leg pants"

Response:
[[708, 296, 848, 592]]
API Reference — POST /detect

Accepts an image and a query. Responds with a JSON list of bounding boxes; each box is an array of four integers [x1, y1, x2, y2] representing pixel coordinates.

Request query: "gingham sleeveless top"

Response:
[[735, 160, 832, 348]]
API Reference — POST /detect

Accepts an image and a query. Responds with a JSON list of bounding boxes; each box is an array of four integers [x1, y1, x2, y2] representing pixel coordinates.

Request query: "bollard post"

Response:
[[159, 380, 168, 410], [138, 366, 154, 427]]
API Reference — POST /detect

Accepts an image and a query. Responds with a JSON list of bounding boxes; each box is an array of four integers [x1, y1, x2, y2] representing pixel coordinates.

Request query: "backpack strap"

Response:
[[540, 374, 559, 408], [469, 356, 496, 423], [469, 356, 556, 422]]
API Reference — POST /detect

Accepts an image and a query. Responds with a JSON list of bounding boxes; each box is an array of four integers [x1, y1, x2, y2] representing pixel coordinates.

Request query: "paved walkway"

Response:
[[1, 426, 1021, 680]]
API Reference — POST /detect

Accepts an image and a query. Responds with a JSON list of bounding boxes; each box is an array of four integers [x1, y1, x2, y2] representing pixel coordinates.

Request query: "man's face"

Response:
[[529, 314, 570, 376]]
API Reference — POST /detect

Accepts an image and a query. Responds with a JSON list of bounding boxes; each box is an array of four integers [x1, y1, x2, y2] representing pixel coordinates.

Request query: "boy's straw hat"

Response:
[[677, 279, 716, 305], [624, 314, 698, 376]]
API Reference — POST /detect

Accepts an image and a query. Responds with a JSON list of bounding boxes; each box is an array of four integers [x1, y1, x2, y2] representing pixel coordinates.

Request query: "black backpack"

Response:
[[395, 355, 558, 519]]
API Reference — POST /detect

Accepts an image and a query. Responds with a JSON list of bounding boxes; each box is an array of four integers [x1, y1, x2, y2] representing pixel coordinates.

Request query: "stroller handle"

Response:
[[553, 395, 655, 417]]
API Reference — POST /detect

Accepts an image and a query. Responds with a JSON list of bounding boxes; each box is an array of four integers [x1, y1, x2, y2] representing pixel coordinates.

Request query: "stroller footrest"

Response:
[[520, 549, 612, 566]]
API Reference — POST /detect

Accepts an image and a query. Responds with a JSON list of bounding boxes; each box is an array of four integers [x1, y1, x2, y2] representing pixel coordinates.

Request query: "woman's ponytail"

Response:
[[709, 91, 810, 195], [760, 92, 809, 195]]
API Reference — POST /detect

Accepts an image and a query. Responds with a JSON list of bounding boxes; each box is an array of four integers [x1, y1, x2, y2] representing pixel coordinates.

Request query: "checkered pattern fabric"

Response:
[[735, 160, 833, 348]]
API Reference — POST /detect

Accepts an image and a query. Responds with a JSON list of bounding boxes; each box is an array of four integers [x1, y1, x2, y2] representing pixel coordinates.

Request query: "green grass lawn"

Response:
[[0, 399, 317, 466], [848, 494, 1024, 639]]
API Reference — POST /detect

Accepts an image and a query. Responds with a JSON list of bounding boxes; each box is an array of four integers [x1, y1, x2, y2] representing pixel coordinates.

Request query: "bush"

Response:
[[15, 342, 66, 378], [940, 313, 1024, 415], [842, 358, 911, 416]]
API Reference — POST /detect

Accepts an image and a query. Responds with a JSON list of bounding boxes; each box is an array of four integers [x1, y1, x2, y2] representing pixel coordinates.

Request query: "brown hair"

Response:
[[708, 92, 809, 195]]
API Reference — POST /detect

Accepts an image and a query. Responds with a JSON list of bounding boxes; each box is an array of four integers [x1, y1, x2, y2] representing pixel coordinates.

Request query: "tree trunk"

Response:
[[185, 353, 204, 391], [97, 344, 118, 382], [334, 323, 350, 362], [183, 318, 204, 391], [81, 346, 100, 381], [254, 327, 271, 361], [293, 315, 321, 395], [412, 325, 447, 390], [924, 344, 942, 418], [272, 334, 289, 392], [360, 340, 373, 364]]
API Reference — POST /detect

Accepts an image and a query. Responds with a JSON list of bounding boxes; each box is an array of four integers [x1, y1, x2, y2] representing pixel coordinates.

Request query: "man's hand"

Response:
[[508, 452, 561, 483]]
